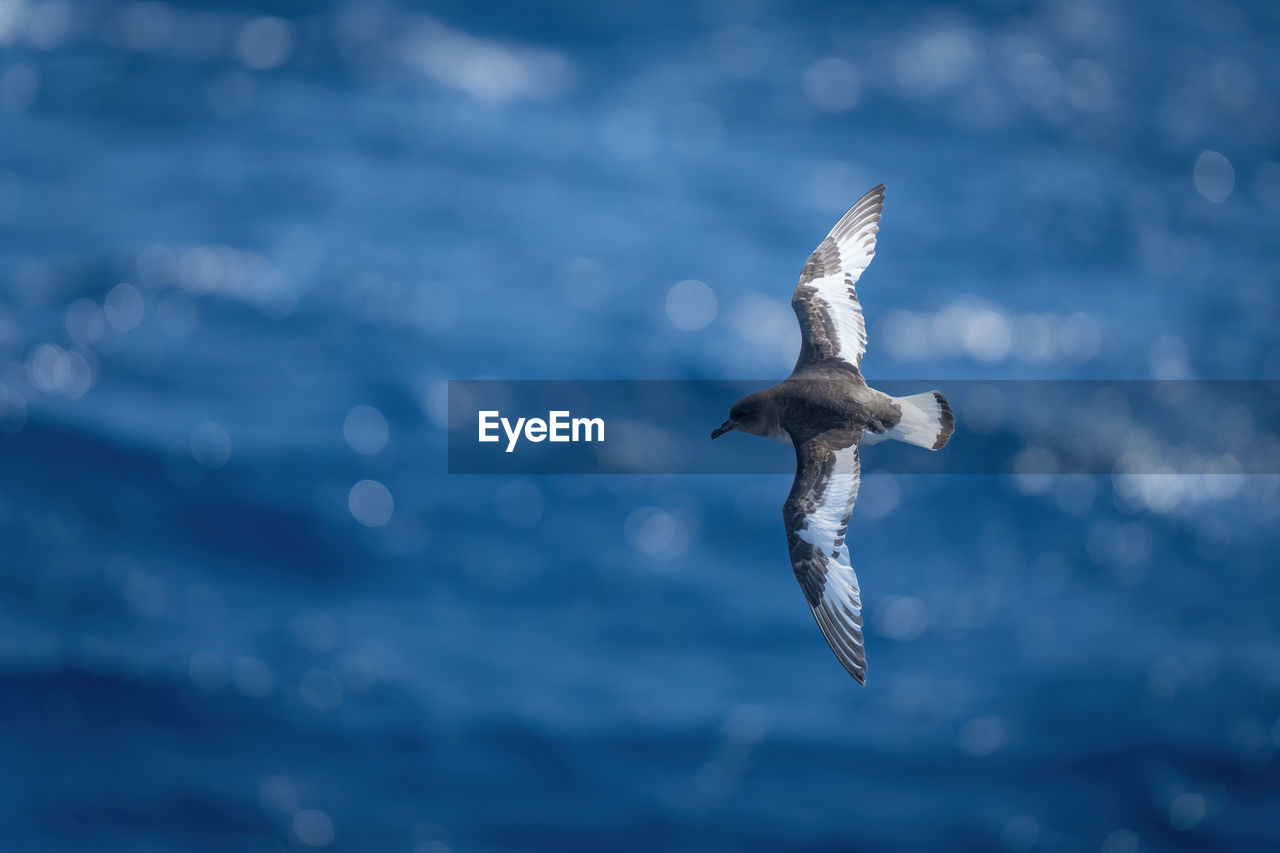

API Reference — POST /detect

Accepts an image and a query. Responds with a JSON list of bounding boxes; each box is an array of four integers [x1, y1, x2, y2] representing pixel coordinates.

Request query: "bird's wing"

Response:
[[790, 184, 884, 373], [783, 431, 867, 683]]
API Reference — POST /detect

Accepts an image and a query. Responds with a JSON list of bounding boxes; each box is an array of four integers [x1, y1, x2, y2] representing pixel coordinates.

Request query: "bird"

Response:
[[710, 184, 953, 684]]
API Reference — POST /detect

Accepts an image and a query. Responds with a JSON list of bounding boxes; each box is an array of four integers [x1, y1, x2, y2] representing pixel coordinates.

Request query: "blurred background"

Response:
[[3, 0, 1280, 850]]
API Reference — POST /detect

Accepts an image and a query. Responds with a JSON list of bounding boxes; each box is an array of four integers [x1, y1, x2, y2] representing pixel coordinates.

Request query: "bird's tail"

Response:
[[872, 391, 954, 450]]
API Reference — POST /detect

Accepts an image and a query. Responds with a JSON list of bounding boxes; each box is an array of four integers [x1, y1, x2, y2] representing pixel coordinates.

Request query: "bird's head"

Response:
[[712, 392, 771, 439]]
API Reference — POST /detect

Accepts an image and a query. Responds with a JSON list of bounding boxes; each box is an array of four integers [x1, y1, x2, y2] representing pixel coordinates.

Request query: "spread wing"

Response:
[[790, 184, 884, 373], [783, 432, 867, 683]]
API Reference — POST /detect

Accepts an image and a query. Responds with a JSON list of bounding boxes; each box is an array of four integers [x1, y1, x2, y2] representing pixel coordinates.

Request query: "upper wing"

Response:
[[783, 432, 867, 683], [790, 184, 884, 373]]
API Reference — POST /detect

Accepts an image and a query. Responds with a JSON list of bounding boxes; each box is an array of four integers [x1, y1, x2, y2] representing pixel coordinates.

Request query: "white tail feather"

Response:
[[862, 391, 954, 450]]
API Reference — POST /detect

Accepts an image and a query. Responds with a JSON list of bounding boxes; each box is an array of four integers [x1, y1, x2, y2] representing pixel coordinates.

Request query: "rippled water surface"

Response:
[[2, 1, 1280, 850]]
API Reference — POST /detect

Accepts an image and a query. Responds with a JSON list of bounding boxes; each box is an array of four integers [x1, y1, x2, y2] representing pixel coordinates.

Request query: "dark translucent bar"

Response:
[[447, 380, 1280, 475]]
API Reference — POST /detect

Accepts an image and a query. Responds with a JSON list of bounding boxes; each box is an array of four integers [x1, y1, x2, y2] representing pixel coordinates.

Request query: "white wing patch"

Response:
[[791, 184, 884, 372], [805, 271, 868, 367], [784, 442, 867, 683]]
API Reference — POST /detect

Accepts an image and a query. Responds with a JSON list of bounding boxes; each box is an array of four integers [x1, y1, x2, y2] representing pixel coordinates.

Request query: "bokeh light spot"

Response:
[[348, 479, 394, 527], [1193, 151, 1234, 203], [233, 657, 275, 698], [64, 298, 104, 345], [104, 282, 145, 332], [875, 595, 928, 641], [624, 506, 690, 560], [293, 808, 335, 847], [1012, 54, 1061, 109], [237, 17, 292, 71], [299, 668, 343, 711], [343, 405, 389, 455], [1169, 792, 1206, 830], [1101, 830, 1139, 853], [190, 421, 232, 469], [959, 715, 1006, 756], [803, 57, 861, 113], [665, 280, 717, 331], [1000, 816, 1039, 853]]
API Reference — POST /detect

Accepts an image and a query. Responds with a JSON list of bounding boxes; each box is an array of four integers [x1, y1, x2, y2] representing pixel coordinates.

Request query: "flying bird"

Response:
[[711, 184, 953, 684]]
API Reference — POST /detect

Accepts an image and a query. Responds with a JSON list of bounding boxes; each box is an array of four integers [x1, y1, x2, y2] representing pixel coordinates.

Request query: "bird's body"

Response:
[[711, 184, 953, 684], [730, 362, 903, 446]]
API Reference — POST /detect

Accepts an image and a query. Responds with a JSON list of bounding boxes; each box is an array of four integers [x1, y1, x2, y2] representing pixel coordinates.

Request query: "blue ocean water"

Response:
[[2, 1, 1280, 850]]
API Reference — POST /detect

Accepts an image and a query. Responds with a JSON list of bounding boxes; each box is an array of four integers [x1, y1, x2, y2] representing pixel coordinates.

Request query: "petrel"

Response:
[[711, 184, 953, 684]]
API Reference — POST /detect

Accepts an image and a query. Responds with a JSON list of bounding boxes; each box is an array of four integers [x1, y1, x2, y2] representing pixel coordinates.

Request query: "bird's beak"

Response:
[[711, 420, 734, 439]]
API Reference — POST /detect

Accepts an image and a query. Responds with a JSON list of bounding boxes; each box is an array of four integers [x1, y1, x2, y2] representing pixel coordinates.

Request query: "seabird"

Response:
[[711, 184, 953, 684]]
